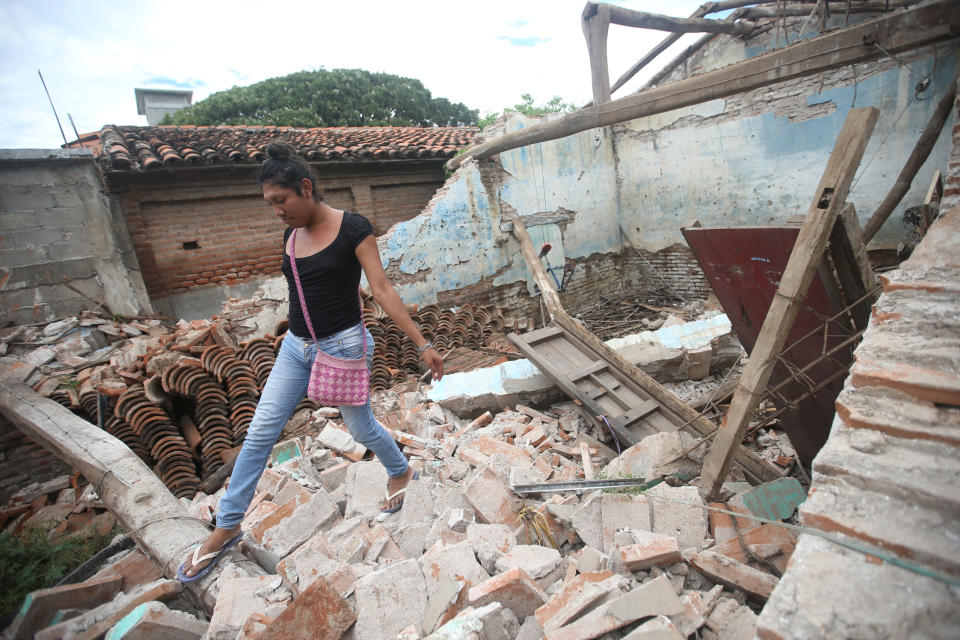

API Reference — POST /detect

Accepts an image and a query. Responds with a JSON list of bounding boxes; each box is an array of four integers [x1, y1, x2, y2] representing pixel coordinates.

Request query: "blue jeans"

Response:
[[215, 324, 408, 529]]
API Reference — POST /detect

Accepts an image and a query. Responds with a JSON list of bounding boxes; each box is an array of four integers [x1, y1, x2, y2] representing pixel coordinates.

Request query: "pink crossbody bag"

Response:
[[288, 229, 370, 406]]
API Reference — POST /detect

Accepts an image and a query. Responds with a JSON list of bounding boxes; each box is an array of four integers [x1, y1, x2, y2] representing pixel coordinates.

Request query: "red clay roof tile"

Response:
[[70, 124, 478, 172]]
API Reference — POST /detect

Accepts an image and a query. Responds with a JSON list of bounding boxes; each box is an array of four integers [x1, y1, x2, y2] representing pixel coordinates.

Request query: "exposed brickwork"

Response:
[[107, 164, 445, 301], [371, 183, 442, 235], [622, 245, 712, 301], [940, 79, 960, 213], [0, 417, 72, 504]]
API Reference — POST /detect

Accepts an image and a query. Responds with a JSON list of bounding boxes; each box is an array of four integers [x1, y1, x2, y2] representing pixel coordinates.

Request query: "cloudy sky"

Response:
[[0, 0, 706, 148]]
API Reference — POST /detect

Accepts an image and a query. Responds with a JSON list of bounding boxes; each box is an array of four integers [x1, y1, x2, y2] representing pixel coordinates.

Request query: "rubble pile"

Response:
[[0, 474, 117, 544], [9, 393, 804, 640], [0, 297, 517, 499]]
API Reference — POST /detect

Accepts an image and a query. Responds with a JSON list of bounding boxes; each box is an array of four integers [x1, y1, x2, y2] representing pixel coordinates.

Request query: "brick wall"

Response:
[[371, 183, 443, 235], [623, 245, 712, 301], [107, 161, 446, 307], [0, 417, 72, 504], [0, 150, 151, 325], [941, 76, 960, 214]]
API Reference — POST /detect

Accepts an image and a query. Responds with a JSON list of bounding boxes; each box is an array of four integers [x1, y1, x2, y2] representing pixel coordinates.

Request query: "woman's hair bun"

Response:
[[265, 141, 295, 161]]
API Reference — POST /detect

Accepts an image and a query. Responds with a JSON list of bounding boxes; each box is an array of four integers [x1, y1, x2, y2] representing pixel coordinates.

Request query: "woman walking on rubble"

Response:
[[178, 142, 443, 582]]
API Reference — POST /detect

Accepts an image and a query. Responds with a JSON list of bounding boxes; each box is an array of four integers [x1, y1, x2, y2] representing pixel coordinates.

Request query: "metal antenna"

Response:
[[38, 69, 68, 145], [67, 113, 80, 140]]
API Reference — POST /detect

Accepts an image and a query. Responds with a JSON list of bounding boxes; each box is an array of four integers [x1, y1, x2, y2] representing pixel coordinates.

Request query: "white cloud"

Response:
[[0, 0, 704, 148]]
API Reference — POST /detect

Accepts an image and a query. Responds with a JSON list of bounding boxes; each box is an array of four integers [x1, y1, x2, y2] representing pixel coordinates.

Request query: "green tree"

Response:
[[478, 93, 578, 129], [163, 69, 478, 127]]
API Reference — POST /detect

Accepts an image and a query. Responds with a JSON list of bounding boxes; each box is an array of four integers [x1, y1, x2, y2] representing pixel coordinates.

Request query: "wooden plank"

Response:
[[524, 325, 566, 346], [612, 399, 661, 430], [508, 212, 563, 318], [0, 380, 265, 613], [568, 360, 610, 382], [509, 331, 639, 447], [830, 203, 875, 331], [552, 313, 780, 482], [700, 107, 879, 498], [447, 2, 956, 171]]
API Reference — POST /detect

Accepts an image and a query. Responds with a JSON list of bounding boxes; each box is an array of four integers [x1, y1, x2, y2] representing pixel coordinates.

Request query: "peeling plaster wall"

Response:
[[375, 21, 956, 313], [617, 24, 957, 251]]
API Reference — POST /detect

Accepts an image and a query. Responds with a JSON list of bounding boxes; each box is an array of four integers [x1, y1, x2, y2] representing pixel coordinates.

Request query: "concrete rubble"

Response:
[[2, 294, 805, 639], [5, 382, 804, 638]]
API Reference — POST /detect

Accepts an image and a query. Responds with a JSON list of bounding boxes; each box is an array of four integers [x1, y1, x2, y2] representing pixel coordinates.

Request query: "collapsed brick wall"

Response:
[[623, 245, 712, 301]]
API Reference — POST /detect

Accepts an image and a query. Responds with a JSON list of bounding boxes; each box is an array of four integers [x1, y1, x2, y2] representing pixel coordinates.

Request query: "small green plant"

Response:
[[0, 524, 119, 628]]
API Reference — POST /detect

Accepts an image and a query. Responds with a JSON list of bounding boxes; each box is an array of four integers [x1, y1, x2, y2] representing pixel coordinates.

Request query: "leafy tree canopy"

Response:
[[163, 68, 478, 127], [478, 94, 578, 130]]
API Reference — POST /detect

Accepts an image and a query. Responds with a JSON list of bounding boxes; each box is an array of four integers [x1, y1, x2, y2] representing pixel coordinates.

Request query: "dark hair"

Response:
[[259, 142, 323, 201]]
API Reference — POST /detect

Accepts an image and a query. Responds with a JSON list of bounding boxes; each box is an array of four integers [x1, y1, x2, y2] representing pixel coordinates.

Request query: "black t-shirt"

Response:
[[281, 212, 374, 339]]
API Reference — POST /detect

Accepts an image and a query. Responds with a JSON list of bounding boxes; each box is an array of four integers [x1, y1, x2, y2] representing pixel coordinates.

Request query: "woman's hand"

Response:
[[421, 348, 444, 381]]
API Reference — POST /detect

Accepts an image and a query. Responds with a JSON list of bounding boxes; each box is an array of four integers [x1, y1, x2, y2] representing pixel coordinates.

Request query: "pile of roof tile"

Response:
[[0, 299, 516, 500]]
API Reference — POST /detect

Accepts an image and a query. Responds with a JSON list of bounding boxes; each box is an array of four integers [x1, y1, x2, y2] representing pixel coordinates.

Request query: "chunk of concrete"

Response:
[[354, 558, 429, 640], [494, 545, 561, 583], [466, 523, 516, 575], [463, 466, 522, 529], [576, 546, 610, 574], [672, 585, 722, 637], [468, 567, 547, 619], [647, 485, 707, 550], [688, 550, 778, 602], [104, 601, 208, 640], [600, 493, 651, 554], [258, 490, 340, 570], [533, 571, 619, 631], [549, 575, 684, 640], [398, 477, 437, 528], [604, 432, 700, 479], [258, 576, 356, 640], [345, 461, 388, 518], [208, 575, 282, 640], [705, 597, 757, 640], [318, 424, 367, 460], [621, 615, 685, 639], [618, 530, 682, 571], [571, 491, 603, 550], [419, 540, 490, 595], [422, 577, 466, 635]]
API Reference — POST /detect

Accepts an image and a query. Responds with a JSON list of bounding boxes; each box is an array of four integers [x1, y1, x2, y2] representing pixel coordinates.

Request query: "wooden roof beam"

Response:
[[448, 0, 957, 171]]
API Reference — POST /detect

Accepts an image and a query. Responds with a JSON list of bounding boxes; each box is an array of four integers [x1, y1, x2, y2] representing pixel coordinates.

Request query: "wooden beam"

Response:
[[447, 1, 956, 171], [508, 211, 564, 318], [700, 107, 879, 498], [862, 62, 959, 243], [582, 2, 612, 105], [0, 380, 265, 612], [603, 4, 757, 35]]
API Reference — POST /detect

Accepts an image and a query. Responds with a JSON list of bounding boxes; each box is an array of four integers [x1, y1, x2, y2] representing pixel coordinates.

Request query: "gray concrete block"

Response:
[[466, 523, 516, 575], [37, 206, 86, 228], [647, 485, 707, 550], [419, 540, 489, 595], [0, 189, 57, 211], [0, 211, 36, 231], [8, 259, 97, 286], [345, 461, 388, 518], [571, 491, 603, 550], [0, 246, 48, 269], [354, 558, 428, 640], [5, 227, 65, 246], [46, 242, 94, 262]]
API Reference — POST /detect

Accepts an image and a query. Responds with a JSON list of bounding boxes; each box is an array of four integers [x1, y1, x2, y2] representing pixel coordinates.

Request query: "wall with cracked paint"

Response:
[[375, 21, 956, 310]]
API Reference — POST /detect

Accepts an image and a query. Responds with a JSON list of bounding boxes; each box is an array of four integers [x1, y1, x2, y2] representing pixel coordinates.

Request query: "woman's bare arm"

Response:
[[355, 235, 444, 381]]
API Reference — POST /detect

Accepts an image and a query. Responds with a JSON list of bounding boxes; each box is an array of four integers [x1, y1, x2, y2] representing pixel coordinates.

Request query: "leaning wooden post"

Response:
[[582, 2, 612, 106], [862, 63, 959, 243], [699, 107, 879, 499], [0, 375, 265, 612], [509, 212, 564, 319]]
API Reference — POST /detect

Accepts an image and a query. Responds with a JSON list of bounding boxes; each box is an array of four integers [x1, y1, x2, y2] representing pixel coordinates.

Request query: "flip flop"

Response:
[[176, 531, 243, 584], [379, 470, 420, 516]]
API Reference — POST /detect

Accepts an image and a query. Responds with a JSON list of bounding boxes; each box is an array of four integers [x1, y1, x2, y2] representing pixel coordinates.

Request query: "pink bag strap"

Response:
[[288, 228, 367, 355]]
